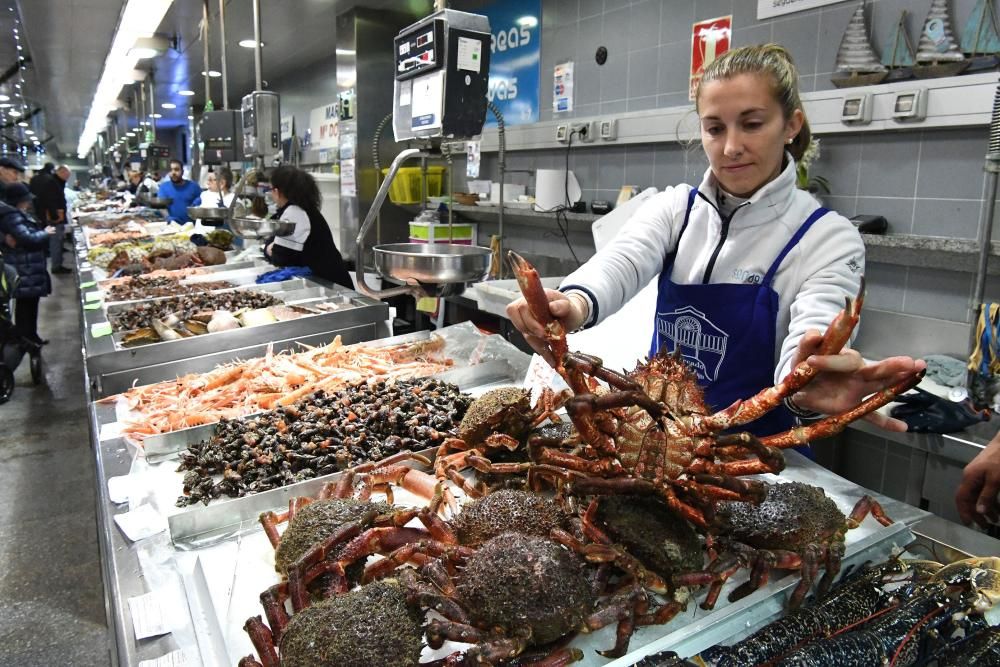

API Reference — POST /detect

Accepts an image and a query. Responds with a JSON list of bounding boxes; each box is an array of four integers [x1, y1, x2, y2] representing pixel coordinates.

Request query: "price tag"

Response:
[[138, 650, 189, 667], [85, 290, 103, 302], [84, 302, 102, 311], [127, 590, 174, 639], [138, 650, 188, 667], [522, 353, 569, 404], [113, 504, 167, 541], [80, 280, 97, 288], [90, 322, 113, 338]]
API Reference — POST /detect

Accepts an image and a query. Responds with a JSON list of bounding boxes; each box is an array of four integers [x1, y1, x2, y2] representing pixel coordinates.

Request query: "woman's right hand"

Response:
[[44, 226, 56, 235], [506, 289, 589, 365]]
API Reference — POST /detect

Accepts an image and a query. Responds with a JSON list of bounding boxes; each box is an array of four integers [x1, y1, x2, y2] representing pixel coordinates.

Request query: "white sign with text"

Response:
[[757, 0, 849, 20]]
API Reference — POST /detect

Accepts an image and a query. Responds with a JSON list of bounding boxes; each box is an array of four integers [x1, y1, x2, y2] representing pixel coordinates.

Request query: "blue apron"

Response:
[[650, 187, 829, 449]]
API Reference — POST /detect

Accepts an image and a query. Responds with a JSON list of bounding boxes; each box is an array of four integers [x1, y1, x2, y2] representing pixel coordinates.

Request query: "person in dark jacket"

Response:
[[0, 183, 54, 347], [263, 166, 352, 290]]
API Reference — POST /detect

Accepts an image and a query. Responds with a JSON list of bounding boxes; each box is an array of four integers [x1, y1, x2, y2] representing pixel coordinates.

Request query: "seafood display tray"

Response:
[[99, 276, 312, 307], [83, 284, 391, 398]]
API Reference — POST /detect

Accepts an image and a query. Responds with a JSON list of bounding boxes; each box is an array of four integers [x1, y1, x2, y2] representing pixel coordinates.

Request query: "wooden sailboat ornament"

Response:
[[882, 11, 916, 82], [961, 0, 1000, 72], [913, 0, 971, 78], [831, 2, 888, 88]]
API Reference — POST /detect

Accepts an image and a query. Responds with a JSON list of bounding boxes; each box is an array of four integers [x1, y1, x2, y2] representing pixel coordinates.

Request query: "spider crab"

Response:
[[506, 251, 924, 529]]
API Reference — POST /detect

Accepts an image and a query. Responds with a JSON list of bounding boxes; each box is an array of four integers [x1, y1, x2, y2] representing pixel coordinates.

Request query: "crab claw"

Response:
[[507, 250, 569, 370]]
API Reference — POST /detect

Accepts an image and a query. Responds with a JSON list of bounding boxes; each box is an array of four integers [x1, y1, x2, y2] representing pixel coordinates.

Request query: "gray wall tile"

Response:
[[658, 41, 691, 95], [770, 13, 821, 76], [823, 195, 857, 217], [654, 144, 690, 187], [578, 13, 602, 51], [854, 195, 915, 233], [731, 0, 758, 27], [917, 129, 989, 200], [601, 6, 630, 59], [904, 267, 974, 322], [814, 135, 862, 198], [858, 133, 920, 198], [660, 3, 695, 44], [816, 3, 858, 75], [579, 0, 604, 20], [911, 198, 982, 240], [627, 0, 662, 53], [862, 261, 907, 312], [600, 99, 627, 114], [624, 144, 657, 190], [732, 23, 772, 49], [627, 94, 659, 112], [694, 0, 733, 24], [544, 0, 579, 27], [599, 47, 629, 101], [569, 147, 596, 190], [628, 48, 659, 98], [597, 146, 627, 190], [658, 92, 693, 108], [603, 0, 628, 12]]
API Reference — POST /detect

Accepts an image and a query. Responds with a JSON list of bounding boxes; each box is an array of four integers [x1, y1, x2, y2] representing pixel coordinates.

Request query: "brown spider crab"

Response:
[[503, 250, 925, 529]]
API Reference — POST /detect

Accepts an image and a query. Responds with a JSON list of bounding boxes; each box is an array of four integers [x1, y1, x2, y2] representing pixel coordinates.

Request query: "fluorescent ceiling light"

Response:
[[201, 70, 222, 78], [161, 102, 176, 109], [24, 129, 33, 135], [9, 110, 21, 117], [335, 49, 356, 56], [151, 113, 162, 118], [16, 121, 27, 127], [129, 35, 169, 59], [239, 39, 263, 48], [0, 103, 11, 109], [516, 15, 538, 28], [77, 0, 174, 158], [178, 89, 195, 96], [0, 94, 9, 102], [187, 115, 194, 119]]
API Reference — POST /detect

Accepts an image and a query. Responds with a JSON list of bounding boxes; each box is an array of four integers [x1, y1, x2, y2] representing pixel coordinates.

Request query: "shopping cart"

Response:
[[0, 255, 41, 403]]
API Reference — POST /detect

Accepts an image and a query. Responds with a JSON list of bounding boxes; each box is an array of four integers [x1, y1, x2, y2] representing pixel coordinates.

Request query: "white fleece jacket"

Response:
[[561, 157, 865, 384]]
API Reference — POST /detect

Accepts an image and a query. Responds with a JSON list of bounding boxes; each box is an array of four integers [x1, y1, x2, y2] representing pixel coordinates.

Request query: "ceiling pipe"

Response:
[[252, 0, 263, 90], [218, 0, 229, 110], [148, 73, 157, 141], [138, 80, 146, 135], [202, 0, 213, 108]]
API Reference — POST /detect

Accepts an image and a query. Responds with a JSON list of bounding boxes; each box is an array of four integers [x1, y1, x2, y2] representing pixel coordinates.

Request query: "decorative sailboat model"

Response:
[[913, 0, 970, 78], [831, 3, 888, 88], [882, 11, 916, 82], [961, 0, 1000, 72]]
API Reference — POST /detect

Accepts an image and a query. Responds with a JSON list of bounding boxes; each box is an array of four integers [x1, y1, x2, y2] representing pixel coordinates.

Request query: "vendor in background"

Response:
[[193, 167, 235, 210], [157, 158, 202, 222], [262, 165, 353, 290], [127, 168, 159, 197], [35, 164, 70, 275], [507, 44, 924, 448], [956, 431, 1000, 528]]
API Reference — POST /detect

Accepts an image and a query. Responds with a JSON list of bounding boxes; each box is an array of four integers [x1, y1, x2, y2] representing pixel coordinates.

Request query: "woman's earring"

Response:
[[786, 137, 793, 144]]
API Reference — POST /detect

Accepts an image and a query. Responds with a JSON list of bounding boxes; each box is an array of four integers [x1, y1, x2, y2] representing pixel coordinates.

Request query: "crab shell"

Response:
[[457, 387, 533, 445], [714, 481, 846, 552]]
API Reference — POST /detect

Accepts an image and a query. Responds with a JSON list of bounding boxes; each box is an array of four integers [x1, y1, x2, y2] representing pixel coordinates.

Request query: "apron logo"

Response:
[[655, 305, 729, 381]]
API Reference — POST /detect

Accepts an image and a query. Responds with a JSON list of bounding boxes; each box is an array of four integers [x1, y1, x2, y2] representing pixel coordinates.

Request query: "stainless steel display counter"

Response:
[[76, 262, 391, 398], [82, 340, 1000, 666]]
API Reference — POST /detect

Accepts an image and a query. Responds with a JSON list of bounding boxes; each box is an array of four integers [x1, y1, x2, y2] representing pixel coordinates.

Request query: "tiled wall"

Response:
[[477, 0, 998, 328]]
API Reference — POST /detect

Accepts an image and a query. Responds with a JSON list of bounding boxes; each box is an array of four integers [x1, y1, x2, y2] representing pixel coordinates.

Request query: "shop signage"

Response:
[[757, 0, 849, 20], [690, 15, 732, 100], [308, 103, 339, 150], [476, 0, 541, 126], [280, 115, 294, 142], [553, 61, 574, 113]]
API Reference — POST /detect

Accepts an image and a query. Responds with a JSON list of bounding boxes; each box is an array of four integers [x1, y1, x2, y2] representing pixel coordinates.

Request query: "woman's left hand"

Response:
[[788, 329, 927, 432]]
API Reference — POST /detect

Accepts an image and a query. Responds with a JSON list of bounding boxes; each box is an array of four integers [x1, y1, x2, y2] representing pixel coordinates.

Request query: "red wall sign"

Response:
[[690, 15, 732, 100]]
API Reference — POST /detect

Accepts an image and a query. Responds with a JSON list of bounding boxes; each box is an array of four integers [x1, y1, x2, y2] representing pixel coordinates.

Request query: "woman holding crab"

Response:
[[508, 44, 925, 444]]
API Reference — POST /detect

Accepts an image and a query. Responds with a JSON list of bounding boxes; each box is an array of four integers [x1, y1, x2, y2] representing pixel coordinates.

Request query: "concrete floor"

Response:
[[0, 267, 111, 665]]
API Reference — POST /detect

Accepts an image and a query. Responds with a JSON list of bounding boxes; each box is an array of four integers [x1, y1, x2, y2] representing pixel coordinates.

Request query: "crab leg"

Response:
[[508, 250, 569, 369], [698, 280, 866, 432], [242, 617, 278, 667], [759, 369, 925, 448]]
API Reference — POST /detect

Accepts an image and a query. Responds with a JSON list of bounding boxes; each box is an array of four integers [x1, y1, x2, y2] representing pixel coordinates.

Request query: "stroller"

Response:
[[0, 254, 42, 403]]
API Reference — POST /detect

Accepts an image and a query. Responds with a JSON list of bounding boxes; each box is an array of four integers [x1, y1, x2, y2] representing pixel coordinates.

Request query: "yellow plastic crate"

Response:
[[382, 166, 447, 204], [409, 221, 477, 245]]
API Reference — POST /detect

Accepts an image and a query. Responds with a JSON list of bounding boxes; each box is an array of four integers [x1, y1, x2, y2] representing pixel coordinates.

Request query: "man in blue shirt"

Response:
[[156, 159, 202, 222]]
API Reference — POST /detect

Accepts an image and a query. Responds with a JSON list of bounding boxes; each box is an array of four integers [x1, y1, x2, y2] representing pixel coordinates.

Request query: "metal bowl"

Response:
[[139, 196, 174, 209], [229, 217, 297, 239], [187, 206, 230, 221], [373, 243, 492, 288]]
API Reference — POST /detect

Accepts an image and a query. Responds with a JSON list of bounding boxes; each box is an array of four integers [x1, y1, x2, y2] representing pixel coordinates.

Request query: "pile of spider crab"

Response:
[[230, 251, 943, 666]]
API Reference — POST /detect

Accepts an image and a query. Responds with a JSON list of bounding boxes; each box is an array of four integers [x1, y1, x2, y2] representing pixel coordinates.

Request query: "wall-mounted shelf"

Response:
[[478, 72, 999, 153], [862, 233, 1000, 275], [402, 203, 599, 229]]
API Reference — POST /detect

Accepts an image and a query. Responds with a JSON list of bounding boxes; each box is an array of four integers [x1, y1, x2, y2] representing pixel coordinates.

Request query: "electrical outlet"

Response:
[[571, 121, 596, 142], [599, 118, 617, 141], [556, 124, 569, 143]]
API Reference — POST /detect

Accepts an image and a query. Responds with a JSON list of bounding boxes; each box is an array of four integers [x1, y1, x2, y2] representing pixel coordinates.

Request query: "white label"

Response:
[[456, 36, 482, 73], [127, 590, 173, 640], [341, 159, 357, 198], [113, 504, 167, 542], [756, 0, 849, 19], [138, 650, 189, 667], [399, 79, 412, 107], [553, 61, 574, 113], [466, 141, 481, 179], [523, 353, 570, 405], [399, 42, 410, 56], [411, 70, 444, 132]]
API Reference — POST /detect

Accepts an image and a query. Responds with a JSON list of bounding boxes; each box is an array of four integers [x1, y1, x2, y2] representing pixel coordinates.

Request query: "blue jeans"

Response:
[[49, 223, 64, 269]]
